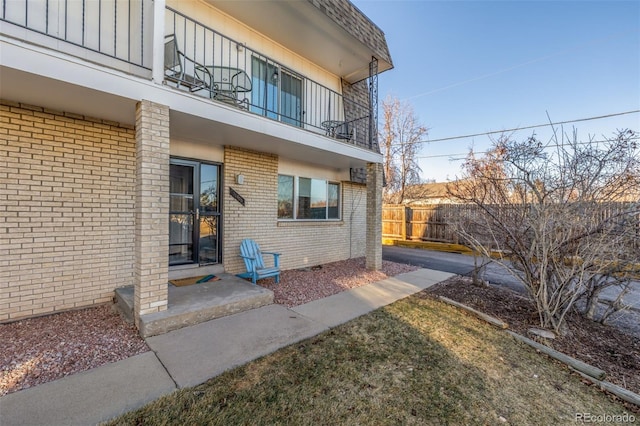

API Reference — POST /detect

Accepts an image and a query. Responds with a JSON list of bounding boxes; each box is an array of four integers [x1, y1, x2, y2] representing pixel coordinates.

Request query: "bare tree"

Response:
[[379, 95, 428, 204], [448, 128, 640, 334]]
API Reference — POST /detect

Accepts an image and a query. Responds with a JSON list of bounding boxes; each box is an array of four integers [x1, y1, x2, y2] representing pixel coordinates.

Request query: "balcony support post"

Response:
[[152, 0, 167, 84], [368, 56, 379, 150], [366, 162, 383, 270], [134, 100, 170, 329]]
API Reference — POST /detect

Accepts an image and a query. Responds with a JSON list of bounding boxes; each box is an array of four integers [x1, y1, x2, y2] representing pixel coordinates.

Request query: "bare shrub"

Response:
[[448, 128, 639, 333]]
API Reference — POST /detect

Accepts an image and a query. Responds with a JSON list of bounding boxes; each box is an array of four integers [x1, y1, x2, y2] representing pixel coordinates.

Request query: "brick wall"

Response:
[[222, 146, 279, 273], [274, 181, 367, 269], [222, 146, 366, 274], [366, 162, 383, 269], [134, 100, 169, 322], [0, 101, 136, 322], [342, 79, 376, 152]]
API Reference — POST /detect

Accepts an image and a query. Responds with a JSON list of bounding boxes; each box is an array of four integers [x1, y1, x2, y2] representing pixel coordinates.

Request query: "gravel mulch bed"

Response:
[[423, 276, 640, 397], [1, 258, 417, 397], [257, 257, 419, 307], [0, 304, 149, 396]]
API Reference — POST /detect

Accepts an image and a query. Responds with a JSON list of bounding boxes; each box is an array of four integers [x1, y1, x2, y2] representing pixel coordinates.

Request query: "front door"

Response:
[[169, 159, 221, 266]]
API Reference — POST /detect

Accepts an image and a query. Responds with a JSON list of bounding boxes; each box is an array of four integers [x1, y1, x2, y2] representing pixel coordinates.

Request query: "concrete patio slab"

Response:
[[115, 273, 274, 337], [146, 304, 328, 389], [0, 352, 175, 426]]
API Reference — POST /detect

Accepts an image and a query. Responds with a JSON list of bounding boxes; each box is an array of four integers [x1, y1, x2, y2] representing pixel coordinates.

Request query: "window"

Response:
[[278, 175, 294, 219], [298, 178, 327, 219], [251, 57, 302, 127], [328, 183, 339, 219], [278, 175, 340, 220]]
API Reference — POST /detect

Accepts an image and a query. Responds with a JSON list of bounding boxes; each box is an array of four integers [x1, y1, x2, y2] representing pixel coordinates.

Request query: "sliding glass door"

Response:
[[251, 57, 302, 126], [280, 70, 302, 126]]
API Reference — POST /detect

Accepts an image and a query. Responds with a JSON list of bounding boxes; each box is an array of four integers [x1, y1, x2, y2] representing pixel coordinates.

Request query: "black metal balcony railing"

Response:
[[0, 1, 377, 152], [165, 7, 375, 151], [0, 0, 153, 70]]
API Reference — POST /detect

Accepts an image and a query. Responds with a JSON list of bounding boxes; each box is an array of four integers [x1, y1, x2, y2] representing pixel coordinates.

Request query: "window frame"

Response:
[[277, 174, 341, 221]]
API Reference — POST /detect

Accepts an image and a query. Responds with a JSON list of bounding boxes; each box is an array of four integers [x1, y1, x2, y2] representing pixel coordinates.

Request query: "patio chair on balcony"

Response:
[[195, 65, 252, 109], [322, 120, 354, 142], [335, 121, 354, 142], [164, 34, 212, 94]]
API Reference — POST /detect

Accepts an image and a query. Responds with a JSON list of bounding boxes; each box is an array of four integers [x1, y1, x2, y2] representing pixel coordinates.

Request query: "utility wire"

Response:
[[404, 28, 637, 101], [415, 136, 640, 161], [389, 110, 640, 147]]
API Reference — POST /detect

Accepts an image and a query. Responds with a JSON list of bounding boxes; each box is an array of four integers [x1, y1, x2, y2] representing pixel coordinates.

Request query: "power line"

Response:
[[403, 28, 637, 101], [415, 135, 640, 161], [389, 110, 640, 147]]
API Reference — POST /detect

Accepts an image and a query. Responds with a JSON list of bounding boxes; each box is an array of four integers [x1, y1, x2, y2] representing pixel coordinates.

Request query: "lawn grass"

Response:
[[108, 296, 630, 425]]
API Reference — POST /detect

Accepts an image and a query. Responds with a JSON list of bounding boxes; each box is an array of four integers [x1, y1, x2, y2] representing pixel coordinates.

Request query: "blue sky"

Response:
[[352, 0, 640, 182]]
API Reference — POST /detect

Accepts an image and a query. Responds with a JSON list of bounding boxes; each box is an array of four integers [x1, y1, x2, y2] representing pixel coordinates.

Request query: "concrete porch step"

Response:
[[114, 273, 274, 337], [168, 263, 225, 280]]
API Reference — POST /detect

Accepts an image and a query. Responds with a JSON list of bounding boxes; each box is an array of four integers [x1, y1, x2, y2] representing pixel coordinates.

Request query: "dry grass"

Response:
[[108, 295, 631, 425], [425, 276, 640, 397]]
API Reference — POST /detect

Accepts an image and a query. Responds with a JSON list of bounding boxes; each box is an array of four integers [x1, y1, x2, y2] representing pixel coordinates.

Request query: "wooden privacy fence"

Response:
[[382, 204, 469, 243], [383, 203, 640, 246]]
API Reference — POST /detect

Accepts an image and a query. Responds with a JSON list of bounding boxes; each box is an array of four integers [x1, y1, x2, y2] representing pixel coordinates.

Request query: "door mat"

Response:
[[169, 275, 220, 287]]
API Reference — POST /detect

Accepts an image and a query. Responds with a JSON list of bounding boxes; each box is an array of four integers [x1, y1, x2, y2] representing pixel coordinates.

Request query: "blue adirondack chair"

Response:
[[237, 239, 281, 284]]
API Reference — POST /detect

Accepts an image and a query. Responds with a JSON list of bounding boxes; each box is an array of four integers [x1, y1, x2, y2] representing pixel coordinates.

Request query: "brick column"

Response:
[[366, 162, 383, 270], [134, 100, 169, 327]]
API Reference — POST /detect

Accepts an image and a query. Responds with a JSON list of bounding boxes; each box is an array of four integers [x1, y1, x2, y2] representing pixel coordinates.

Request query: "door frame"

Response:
[[169, 157, 223, 266]]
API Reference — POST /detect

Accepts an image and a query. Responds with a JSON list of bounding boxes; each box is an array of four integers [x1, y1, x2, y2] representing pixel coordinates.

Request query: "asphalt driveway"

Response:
[[382, 245, 640, 337], [383, 245, 525, 292]]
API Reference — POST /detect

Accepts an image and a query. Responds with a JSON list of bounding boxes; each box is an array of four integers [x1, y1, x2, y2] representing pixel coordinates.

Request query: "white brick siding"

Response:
[[133, 100, 169, 322], [222, 146, 366, 274], [0, 101, 136, 321]]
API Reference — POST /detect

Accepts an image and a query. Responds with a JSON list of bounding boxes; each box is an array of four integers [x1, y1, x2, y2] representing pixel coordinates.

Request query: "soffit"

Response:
[[207, 0, 392, 83], [0, 67, 379, 169]]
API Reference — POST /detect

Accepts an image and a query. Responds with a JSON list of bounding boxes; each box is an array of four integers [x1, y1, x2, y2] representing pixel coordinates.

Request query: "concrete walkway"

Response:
[[0, 269, 452, 426]]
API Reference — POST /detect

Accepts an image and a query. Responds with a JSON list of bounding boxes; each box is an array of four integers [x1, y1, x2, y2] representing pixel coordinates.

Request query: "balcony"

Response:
[[164, 7, 376, 151], [0, 0, 379, 152], [0, 0, 153, 76]]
